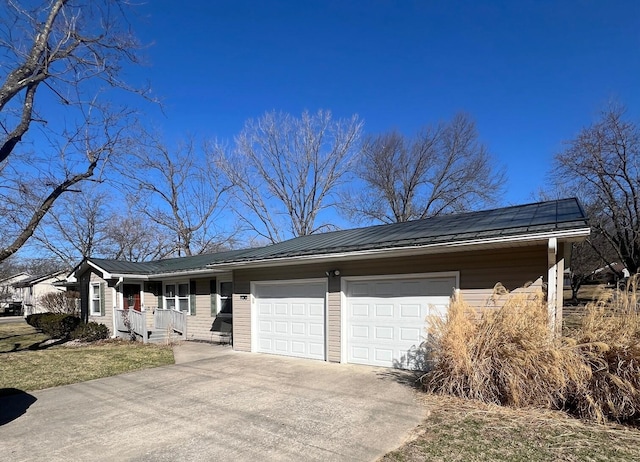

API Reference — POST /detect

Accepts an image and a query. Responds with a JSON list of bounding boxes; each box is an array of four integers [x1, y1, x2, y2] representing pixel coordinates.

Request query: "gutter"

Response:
[[107, 267, 229, 281]]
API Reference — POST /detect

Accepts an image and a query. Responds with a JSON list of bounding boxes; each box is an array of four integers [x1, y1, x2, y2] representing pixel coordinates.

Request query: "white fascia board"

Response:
[[208, 227, 591, 271], [109, 267, 228, 281], [86, 260, 112, 279]]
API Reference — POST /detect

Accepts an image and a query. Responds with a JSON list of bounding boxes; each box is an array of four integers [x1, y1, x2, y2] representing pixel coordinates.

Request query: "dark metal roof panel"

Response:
[[215, 198, 588, 263], [84, 198, 588, 275]]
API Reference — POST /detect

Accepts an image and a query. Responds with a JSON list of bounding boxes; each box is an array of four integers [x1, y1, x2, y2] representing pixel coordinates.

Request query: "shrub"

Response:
[[31, 313, 82, 339], [72, 322, 109, 342], [26, 313, 48, 330], [39, 291, 80, 316]]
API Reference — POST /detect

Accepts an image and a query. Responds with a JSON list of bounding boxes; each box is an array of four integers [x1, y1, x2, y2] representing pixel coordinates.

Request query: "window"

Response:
[[165, 282, 190, 313], [90, 283, 101, 316], [219, 282, 232, 314]]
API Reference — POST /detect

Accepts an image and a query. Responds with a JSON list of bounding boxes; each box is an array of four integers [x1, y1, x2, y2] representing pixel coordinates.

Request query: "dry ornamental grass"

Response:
[[422, 276, 640, 425]]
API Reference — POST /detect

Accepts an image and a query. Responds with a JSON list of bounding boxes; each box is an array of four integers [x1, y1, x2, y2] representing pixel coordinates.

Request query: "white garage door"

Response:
[[345, 275, 456, 369], [254, 281, 326, 360]]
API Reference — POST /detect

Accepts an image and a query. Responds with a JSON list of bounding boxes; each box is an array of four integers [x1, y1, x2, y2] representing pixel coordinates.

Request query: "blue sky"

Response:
[[126, 0, 639, 206]]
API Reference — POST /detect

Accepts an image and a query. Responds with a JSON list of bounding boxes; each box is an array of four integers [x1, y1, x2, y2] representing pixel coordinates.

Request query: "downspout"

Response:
[[547, 238, 558, 336]]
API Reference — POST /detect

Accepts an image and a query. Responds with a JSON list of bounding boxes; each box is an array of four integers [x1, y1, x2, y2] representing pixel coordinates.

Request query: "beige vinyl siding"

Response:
[[458, 277, 544, 316], [185, 278, 217, 341], [232, 291, 251, 352], [143, 284, 156, 331], [327, 290, 341, 362], [88, 272, 114, 336], [232, 244, 551, 358]]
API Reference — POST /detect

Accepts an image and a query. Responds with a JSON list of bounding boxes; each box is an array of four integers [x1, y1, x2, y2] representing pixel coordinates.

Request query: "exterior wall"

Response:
[[232, 244, 549, 360], [186, 278, 216, 341], [0, 273, 29, 310], [87, 272, 115, 336], [79, 273, 233, 342], [22, 277, 66, 316]]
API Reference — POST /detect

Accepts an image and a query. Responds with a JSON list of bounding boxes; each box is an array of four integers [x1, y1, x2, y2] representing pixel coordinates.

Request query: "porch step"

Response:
[[147, 331, 183, 344]]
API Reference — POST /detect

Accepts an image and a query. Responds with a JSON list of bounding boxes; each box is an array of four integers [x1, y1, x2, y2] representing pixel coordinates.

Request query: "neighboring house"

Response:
[[587, 262, 628, 285], [71, 198, 590, 369], [0, 272, 31, 315], [14, 271, 68, 316]]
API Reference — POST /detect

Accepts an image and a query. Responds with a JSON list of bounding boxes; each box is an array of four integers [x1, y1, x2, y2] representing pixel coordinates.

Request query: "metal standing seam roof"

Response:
[[85, 198, 589, 276], [88, 249, 254, 276], [209, 197, 589, 263]]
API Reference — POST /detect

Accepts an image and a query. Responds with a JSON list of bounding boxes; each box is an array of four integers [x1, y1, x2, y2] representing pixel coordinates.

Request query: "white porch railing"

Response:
[[153, 308, 187, 336], [114, 308, 148, 343]]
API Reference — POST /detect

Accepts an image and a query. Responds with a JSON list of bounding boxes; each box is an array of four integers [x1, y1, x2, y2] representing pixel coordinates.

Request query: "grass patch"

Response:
[[0, 322, 174, 393], [0, 322, 49, 352], [382, 395, 640, 462]]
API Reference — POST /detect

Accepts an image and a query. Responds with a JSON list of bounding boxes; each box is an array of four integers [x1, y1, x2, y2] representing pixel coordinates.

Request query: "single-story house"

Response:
[[0, 272, 31, 315], [14, 271, 69, 316], [70, 198, 590, 369]]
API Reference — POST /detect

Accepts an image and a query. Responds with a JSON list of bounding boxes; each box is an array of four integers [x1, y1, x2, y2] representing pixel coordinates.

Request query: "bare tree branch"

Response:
[[0, 0, 148, 263], [342, 112, 505, 224], [118, 132, 236, 256], [553, 103, 640, 273], [218, 110, 363, 243]]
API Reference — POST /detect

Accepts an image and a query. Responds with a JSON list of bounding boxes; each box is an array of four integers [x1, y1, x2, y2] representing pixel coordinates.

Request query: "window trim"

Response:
[[218, 280, 233, 315], [163, 281, 191, 315], [90, 283, 101, 316]]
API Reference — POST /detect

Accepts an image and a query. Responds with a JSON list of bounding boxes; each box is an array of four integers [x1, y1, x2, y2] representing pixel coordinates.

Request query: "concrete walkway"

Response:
[[0, 342, 424, 462]]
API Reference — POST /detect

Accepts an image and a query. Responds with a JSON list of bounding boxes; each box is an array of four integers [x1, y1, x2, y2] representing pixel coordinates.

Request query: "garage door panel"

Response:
[[259, 303, 272, 315], [309, 303, 324, 316], [291, 322, 305, 335], [346, 277, 454, 369], [352, 304, 369, 316], [400, 327, 421, 341], [309, 323, 324, 337], [255, 281, 326, 361], [375, 326, 394, 340], [274, 339, 289, 352], [375, 304, 393, 316], [400, 304, 421, 318], [309, 342, 324, 356], [351, 325, 369, 338], [375, 349, 393, 362]]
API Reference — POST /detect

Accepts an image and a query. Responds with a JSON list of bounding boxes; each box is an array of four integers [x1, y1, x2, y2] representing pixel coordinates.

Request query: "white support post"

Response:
[[547, 238, 558, 335]]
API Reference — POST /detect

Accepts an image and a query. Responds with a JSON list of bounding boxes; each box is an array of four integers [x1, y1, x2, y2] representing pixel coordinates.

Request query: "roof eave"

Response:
[[208, 227, 591, 270], [108, 267, 229, 280]]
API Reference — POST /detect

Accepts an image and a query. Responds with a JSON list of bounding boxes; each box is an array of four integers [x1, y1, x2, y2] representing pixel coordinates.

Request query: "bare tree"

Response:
[[31, 185, 175, 263], [104, 212, 174, 262], [123, 135, 235, 256], [32, 189, 112, 265], [342, 113, 504, 224], [0, 0, 146, 263], [554, 104, 640, 274], [218, 110, 363, 243]]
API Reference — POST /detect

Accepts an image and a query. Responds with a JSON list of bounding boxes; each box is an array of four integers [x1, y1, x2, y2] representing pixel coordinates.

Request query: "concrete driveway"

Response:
[[0, 342, 424, 461]]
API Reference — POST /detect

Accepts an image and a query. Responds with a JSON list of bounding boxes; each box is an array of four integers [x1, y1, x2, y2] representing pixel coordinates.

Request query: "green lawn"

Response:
[[0, 321, 174, 394], [382, 395, 640, 462]]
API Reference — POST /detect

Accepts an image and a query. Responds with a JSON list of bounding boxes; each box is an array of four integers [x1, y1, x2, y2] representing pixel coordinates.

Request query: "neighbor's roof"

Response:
[[13, 270, 67, 287], [81, 198, 589, 277]]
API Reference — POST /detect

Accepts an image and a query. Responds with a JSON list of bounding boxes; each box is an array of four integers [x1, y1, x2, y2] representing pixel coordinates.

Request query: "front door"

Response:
[[123, 284, 141, 311]]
